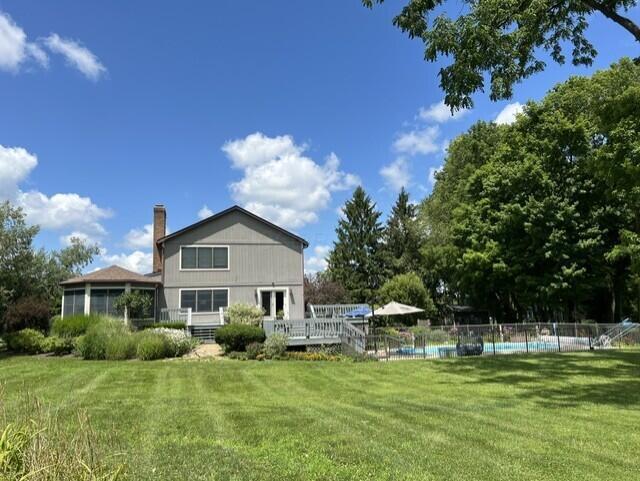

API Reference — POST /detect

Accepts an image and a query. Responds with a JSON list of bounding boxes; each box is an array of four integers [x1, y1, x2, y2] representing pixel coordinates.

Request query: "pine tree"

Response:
[[327, 187, 386, 303], [384, 187, 420, 276]]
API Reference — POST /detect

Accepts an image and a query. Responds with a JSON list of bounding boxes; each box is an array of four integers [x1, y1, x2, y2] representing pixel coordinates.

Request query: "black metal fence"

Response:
[[352, 323, 639, 361]]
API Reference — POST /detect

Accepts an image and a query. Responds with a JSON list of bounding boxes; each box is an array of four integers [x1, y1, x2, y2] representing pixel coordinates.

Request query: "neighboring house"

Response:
[[61, 205, 308, 328]]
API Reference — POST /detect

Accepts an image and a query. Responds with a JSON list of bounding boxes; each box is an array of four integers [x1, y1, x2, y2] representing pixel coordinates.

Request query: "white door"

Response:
[[259, 289, 289, 319]]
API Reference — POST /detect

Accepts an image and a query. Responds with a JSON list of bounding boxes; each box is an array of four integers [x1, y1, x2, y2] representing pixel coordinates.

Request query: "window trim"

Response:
[[178, 287, 230, 314], [179, 245, 230, 271]]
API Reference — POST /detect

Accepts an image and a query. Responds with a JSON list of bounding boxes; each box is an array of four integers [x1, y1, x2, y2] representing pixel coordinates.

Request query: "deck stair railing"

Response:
[[340, 321, 366, 354], [263, 318, 344, 340]]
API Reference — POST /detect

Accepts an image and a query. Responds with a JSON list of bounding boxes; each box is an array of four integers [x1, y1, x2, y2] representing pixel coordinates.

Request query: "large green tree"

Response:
[[363, 0, 640, 110], [419, 59, 640, 322], [327, 187, 387, 303], [0, 201, 99, 318], [384, 187, 421, 276]]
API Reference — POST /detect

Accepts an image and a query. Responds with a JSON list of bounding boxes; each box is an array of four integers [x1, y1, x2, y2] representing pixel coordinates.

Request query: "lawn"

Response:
[[1, 350, 639, 481]]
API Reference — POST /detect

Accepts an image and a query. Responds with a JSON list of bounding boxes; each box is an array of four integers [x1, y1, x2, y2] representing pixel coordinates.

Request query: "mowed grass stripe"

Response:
[[1, 350, 639, 480]]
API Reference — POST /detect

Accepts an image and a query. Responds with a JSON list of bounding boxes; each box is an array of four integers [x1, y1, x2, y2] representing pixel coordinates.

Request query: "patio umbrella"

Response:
[[366, 301, 424, 317], [344, 306, 372, 318]]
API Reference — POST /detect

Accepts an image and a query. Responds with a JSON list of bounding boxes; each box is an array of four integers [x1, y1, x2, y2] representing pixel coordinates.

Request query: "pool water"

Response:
[[397, 341, 562, 357]]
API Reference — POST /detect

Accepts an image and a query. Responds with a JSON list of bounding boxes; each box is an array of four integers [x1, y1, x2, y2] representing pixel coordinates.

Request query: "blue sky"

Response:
[[1, 0, 638, 274]]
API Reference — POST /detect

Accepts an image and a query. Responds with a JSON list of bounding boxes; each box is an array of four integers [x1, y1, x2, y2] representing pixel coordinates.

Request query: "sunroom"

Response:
[[60, 265, 161, 323]]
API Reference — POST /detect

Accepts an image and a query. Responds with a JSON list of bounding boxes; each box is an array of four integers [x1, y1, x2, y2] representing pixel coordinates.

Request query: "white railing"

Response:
[[308, 304, 369, 318], [341, 320, 366, 354], [263, 318, 345, 340], [159, 307, 192, 326]]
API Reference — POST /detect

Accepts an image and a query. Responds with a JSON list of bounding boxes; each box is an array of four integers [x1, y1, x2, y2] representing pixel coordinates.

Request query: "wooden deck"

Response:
[[263, 318, 366, 350]]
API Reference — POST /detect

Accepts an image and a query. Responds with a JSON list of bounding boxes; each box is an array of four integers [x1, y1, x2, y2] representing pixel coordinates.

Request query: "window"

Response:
[[180, 289, 228, 313], [63, 289, 85, 317], [90, 288, 124, 316], [180, 246, 228, 270]]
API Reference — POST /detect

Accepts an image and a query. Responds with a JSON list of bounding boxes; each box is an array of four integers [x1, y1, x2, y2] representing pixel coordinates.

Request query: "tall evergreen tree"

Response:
[[327, 187, 386, 303], [384, 187, 420, 276]]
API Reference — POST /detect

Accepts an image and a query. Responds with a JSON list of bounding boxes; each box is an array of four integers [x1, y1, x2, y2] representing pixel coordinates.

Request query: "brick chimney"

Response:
[[153, 204, 166, 273]]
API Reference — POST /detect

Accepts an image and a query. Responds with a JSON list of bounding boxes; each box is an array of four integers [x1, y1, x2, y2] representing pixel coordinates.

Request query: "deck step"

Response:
[[189, 326, 220, 343]]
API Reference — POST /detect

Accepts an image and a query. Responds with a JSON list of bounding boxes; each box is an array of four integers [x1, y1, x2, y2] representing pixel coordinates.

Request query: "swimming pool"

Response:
[[396, 341, 563, 358]]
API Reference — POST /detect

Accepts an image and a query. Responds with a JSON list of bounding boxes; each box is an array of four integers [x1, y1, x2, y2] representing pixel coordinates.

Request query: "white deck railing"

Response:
[[159, 307, 192, 326], [308, 304, 369, 318]]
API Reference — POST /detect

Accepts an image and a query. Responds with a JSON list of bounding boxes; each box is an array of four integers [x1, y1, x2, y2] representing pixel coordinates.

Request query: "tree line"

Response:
[[321, 59, 640, 324]]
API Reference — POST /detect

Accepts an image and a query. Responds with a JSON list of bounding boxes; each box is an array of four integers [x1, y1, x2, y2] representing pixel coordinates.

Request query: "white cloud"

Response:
[[380, 157, 411, 192], [44, 33, 105, 80], [419, 100, 468, 123], [495, 102, 524, 125], [393, 125, 441, 156], [124, 224, 154, 250], [0, 143, 111, 240], [60, 231, 100, 247], [0, 145, 38, 198], [0, 11, 48, 72], [224, 132, 360, 229], [305, 245, 331, 274], [17, 191, 111, 235], [198, 205, 213, 219], [100, 250, 153, 274], [428, 165, 443, 186]]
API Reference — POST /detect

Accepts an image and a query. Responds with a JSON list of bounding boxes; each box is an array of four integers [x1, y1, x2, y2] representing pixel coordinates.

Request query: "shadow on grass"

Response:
[[429, 349, 640, 408]]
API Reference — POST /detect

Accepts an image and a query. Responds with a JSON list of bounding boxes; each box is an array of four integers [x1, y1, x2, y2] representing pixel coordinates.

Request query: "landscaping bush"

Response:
[[146, 328, 198, 357], [409, 326, 450, 343], [105, 334, 137, 360], [135, 331, 171, 360], [286, 351, 344, 361], [227, 303, 264, 326], [4, 328, 46, 354], [51, 314, 104, 338], [226, 351, 248, 360], [216, 324, 265, 353], [246, 342, 263, 360], [2, 296, 51, 333], [41, 335, 75, 356], [75, 318, 131, 360], [141, 321, 186, 330], [263, 333, 288, 359]]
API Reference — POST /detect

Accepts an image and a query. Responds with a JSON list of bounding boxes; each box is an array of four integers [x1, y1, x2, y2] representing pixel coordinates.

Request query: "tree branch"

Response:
[[581, 0, 640, 42]]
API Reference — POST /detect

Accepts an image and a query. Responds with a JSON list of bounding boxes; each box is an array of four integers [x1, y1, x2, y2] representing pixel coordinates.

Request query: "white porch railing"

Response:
[[263, 318, 344, 339], [308, 304, 369, 318], [160, 307, 192, 326]]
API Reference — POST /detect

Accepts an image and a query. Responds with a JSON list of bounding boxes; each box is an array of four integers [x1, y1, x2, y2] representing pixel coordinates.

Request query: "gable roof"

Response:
[[61, 265, 161, 285], [156, 205, 309, 248]]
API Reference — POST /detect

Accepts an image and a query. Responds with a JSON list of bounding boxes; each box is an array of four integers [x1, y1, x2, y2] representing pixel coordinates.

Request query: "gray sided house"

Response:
[[61, 205, 308, 329]]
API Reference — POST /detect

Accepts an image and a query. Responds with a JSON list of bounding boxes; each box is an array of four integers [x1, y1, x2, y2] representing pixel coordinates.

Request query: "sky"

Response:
[[1, 0, 638, 275]]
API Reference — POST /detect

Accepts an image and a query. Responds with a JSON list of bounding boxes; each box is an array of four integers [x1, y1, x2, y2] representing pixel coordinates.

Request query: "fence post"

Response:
[[525, 327, 529, 353], [491, 326, 496, 355], [556, 324, 561, 352], [588, 326, 593, 350], [385, 335, 389, 361]]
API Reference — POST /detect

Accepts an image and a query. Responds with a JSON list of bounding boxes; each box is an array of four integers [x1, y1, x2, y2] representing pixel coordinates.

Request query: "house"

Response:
[[61, 205, 308, 332]]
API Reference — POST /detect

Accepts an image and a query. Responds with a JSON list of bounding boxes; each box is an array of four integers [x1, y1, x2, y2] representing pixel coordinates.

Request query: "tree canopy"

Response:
[[363, 0, 640, 109], [0, 201, 99, 320]]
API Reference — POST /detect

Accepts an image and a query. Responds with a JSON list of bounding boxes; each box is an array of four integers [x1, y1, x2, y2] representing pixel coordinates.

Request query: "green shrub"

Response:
[[105, 335, 137, 360], [227, 303, 264, 326], [263, 334, 288, 359], [4, 328, 46, 354], [41, 336, 75, 356], [215, 324, 265, 353], [135, 332, 170, 360], [51, 314, 104, 338], [75, 318, 131, 360], [141, 321, 186, 330], [226, 351, 248, 360], [286, 351, 344, 361], [410, 327, 450, 343], [145, 328, 198, 357], [246, 342, 263, 360], [2, 297, 51, 333]]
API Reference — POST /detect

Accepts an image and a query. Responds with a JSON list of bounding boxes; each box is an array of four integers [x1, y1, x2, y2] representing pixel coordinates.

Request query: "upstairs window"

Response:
[[180, 246, 228, 270]]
